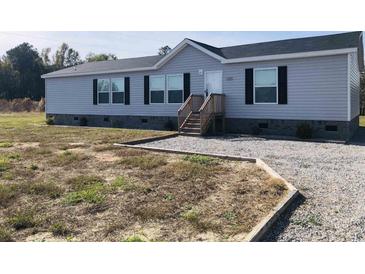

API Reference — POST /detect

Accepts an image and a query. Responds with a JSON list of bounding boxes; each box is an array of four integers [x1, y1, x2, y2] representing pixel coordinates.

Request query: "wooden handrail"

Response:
[[177, 94, 204, 132], [199, 94, 225, 135]]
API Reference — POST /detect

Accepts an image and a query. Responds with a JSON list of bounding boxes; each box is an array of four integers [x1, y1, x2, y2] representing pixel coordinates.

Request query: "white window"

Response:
[[254, 68, 278, 104], [167, 74, 183, 103], [97, 79, 110, 104], [150, 75, 165, 104], [111, 78, 125, 104]]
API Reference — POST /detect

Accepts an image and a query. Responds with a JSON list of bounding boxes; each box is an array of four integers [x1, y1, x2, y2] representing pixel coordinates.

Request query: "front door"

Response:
[[204, 71, 222, 96]]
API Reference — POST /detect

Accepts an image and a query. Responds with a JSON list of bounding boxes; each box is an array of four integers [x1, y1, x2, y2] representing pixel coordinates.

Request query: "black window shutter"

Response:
[[245, 68, 253, 104], [278, 66, 288, 104], [183, 73, 190, 101], [124, 77, 130, 105], [144, 75, 149, 104], [93, 79, 97, 105]]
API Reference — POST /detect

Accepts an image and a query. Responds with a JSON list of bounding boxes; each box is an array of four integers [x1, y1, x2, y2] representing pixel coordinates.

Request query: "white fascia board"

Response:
[[41, 66, 156, 79], [222, 48, 358, 64]]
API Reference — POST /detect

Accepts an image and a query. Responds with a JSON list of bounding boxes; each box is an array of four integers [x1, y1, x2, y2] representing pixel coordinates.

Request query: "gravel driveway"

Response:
[[144, 135, 365, 241]]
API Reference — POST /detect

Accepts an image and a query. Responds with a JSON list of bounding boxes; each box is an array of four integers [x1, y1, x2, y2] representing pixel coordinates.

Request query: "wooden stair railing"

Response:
[[177, 94, 204, 132], [199, 93, 225, 135]]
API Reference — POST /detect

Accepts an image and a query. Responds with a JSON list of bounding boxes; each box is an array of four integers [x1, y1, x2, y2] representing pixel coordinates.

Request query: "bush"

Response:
[[80, 117, 88, 126], [46, 116, 54, 125], [0, 98, 43, 112], [37, 98, 45, 112], [296, 123, 313, 139]]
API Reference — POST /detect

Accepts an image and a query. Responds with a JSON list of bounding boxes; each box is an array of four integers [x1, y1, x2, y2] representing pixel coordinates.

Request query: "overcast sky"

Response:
[[0, 31, 353, 59]]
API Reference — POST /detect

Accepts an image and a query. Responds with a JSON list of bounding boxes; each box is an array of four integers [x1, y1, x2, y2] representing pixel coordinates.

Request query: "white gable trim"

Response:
[[154, 39, 226, 68]]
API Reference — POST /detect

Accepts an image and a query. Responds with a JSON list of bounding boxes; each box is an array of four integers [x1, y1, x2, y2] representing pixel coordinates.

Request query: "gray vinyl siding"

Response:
[[46, 45, 349, 121], [349, 52, 360, 119]]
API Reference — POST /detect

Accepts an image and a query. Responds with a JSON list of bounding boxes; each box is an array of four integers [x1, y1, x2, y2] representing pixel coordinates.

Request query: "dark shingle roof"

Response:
[[189, 31, 363, 59], [43, 32, 363, 78], [43, 55, 163, 77]]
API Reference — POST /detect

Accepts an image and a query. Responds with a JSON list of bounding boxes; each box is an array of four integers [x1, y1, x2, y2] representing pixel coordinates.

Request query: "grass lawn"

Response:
[[0, 112, 287, 242], [360, 116, 365, 127]]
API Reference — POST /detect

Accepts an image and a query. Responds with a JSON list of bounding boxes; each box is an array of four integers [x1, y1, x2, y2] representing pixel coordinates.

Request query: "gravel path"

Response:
[[144, 135, 365, 241]]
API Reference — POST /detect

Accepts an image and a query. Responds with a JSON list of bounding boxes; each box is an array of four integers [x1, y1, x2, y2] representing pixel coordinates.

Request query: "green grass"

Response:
[[360, 116, 365, 127], [51, 151, 89, 166], [0, 142, 13, 148], [50, 222, 71, 237], [0, 156, 10, 172], [123, 235, 145, 242], [111, 176, 139, 191], [181, 208, 199, 223], [64, 186, 105, 205], [0, 112, 168, 145], [26, 181, 63, 199], [8, 211, 37, 230], [64, 176, 107, 206], [182, 154, 219, 166], [66, 175, 104, 191], [0, 227, 13, 242], [0, 184, 18, 207], [30, 164, 39, 170], [119, 155, 167, 170]]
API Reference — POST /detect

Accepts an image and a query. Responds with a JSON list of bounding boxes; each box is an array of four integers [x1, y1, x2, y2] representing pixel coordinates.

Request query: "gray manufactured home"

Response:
[[42, 32, 364, 140]]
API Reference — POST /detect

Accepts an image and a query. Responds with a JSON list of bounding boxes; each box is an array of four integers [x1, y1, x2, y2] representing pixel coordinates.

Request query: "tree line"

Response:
[[0, 42, 171, 101], [0, 42, 121, 100]]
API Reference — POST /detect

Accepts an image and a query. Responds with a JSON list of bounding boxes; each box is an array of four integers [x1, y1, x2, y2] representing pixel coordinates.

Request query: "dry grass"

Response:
[[0, 112, 288, 242]]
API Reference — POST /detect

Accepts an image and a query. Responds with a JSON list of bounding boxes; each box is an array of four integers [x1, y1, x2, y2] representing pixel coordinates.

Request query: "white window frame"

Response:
[[97, 78, 110, 105], [111, 77, 125, 105], [253, 67, 278, 105], [166, 74, 184, 104], [149, 75, 166, 104]]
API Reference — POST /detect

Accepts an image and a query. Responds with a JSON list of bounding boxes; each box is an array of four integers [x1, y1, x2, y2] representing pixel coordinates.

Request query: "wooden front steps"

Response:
[[179, 112, 201, 136], [178, 93, 225, 136]]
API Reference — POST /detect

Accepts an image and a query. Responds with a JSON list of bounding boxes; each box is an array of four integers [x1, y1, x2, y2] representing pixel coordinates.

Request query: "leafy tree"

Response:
[[53, 43, 82, 68], [158, 45, 171, 56], [85, 53, 117, 62], [41, 48, 51, 65], [53, 43, 69, 69], [64, 48, 82, 67], [5, 43, 44, 100], [0, 58, 17, 100]]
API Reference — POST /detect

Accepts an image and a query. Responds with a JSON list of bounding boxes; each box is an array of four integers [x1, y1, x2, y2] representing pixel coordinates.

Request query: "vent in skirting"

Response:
[[104, 117, 109, 122], [141, 118, 148, 123], [74, 116, 79, 121]]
